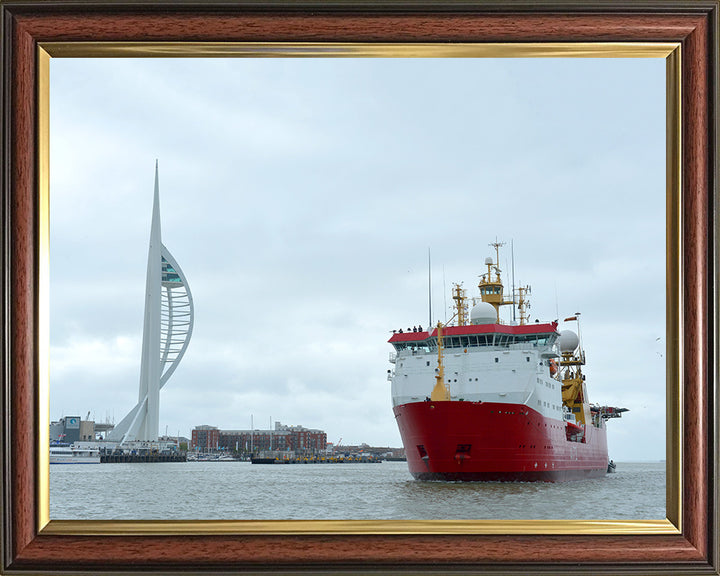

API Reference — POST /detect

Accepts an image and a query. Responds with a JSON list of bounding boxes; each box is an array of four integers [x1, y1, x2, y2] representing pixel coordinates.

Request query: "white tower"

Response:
[[107, 163, 194, 444]]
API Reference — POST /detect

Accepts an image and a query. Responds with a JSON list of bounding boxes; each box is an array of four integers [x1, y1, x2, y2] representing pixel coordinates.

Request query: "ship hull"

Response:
[[394, 400, 608, 482]]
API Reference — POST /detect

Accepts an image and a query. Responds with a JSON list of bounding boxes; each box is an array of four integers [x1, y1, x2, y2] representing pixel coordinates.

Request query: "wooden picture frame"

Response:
[[1, 1, 717, 573]]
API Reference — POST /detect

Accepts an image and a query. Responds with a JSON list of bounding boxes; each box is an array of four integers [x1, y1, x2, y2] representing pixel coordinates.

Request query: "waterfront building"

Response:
[[49, 416, 94, 443], [49, 415, 117, 443], [192, 422, 327, 454], [191, 425, 220, 451], [107, 163, 194, 444]]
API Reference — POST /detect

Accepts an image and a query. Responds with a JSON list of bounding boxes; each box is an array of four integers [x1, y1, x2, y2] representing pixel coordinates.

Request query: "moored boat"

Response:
[[50, 443, 101, 464]]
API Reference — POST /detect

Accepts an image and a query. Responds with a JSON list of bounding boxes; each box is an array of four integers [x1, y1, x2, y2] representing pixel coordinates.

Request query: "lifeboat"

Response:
[[565, 420, 584, 441], [549, 359, 558, 376]]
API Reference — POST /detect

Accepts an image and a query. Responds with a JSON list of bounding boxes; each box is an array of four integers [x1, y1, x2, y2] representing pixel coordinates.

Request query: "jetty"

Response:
[[100, 451, 186, 463], [251, 454, 381, 465]]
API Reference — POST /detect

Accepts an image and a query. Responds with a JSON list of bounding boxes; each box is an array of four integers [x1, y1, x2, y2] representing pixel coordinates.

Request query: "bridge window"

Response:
[[392, 341, 432, 353]]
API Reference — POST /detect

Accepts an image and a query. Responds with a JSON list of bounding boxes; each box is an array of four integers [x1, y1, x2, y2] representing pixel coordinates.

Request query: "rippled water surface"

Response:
[[50, 460, 665, 520]]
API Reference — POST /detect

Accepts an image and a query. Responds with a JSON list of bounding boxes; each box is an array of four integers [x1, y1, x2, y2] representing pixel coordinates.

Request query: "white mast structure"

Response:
[[107, 162, 194, 444]]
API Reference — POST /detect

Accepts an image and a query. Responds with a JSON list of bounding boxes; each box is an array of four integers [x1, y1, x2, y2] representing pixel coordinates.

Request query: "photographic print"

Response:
[[48, 56, 666, 521]]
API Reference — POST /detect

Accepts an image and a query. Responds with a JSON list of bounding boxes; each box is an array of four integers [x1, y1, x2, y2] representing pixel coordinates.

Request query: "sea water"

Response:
[[50, 460, 665, 520]]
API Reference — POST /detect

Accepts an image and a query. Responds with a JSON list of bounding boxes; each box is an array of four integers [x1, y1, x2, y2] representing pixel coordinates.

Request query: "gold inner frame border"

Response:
[[37, 41, 682, 537]]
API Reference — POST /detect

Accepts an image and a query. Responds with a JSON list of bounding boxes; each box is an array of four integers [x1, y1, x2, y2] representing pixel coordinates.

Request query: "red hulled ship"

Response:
[[388, 242, 627, 481]]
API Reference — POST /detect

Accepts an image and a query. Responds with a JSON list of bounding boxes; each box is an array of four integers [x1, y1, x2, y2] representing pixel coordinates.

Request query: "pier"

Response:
[[100, 451, 186, 463], [251, 455, 381, 464]]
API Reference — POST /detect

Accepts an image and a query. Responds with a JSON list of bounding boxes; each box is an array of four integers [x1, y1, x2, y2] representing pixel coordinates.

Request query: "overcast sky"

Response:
[[49, 56, 665, 461]]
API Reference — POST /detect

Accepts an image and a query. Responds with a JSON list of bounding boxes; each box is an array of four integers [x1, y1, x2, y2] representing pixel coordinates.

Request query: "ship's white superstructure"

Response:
[[391, 332, 563, 421]]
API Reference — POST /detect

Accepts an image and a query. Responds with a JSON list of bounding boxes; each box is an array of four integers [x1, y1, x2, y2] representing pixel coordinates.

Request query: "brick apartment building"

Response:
[[191, 425, 219, 450], [191, 422, 326, 454]]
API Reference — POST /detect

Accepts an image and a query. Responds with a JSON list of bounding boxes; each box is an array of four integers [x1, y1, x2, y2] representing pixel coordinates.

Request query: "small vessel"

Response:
[[388, 242, 628, 482], [49, 443, 101, 464], [250, 456, 277, 464]]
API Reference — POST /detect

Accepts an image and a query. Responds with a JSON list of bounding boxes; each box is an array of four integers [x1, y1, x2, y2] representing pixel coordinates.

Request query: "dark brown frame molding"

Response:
[[1, 1, 717, 574]]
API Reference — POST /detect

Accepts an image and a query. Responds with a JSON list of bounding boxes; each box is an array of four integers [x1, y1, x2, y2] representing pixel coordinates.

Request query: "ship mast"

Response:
[[451, 283, 468, 327], [478, 242, 530, 324], [427, 247, 432, 329], [516, 285, 531, 325], [511, 240, 516, 323]]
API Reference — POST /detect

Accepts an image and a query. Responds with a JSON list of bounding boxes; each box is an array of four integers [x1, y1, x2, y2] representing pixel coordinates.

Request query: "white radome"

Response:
[[470, 302, 497, 325], [558, 330, 580, 353]]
